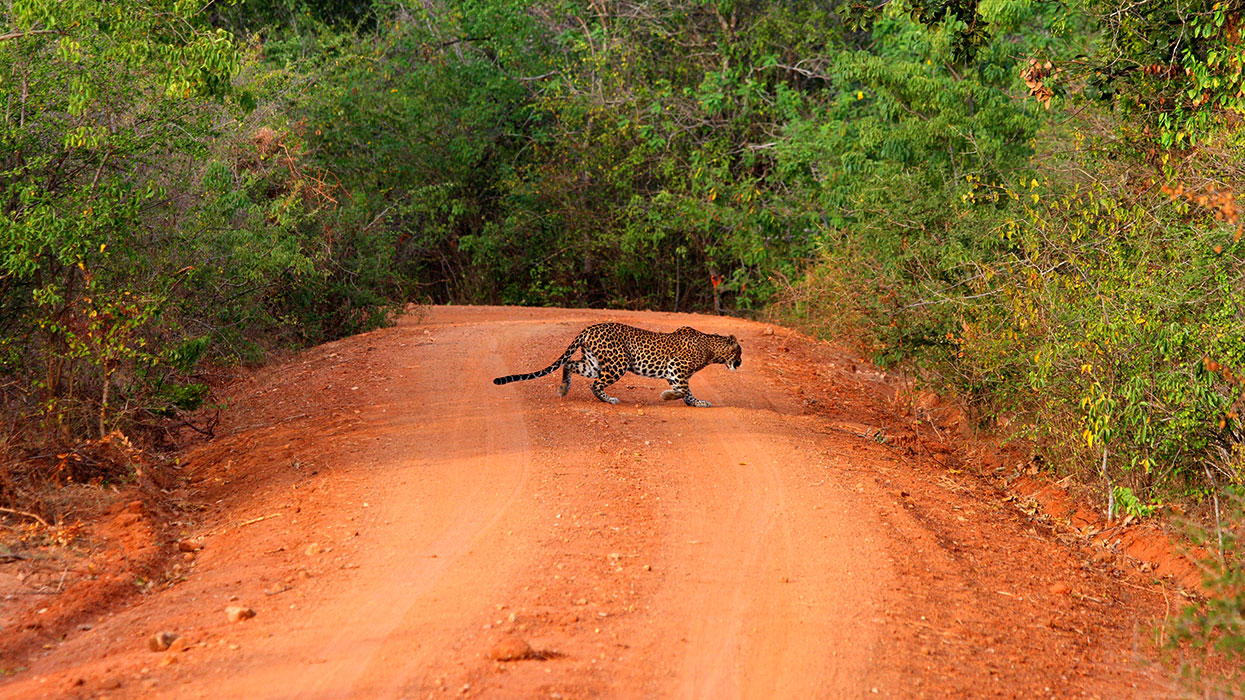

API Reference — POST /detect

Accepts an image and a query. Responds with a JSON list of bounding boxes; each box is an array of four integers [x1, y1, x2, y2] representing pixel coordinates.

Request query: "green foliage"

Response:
[[948, 168, 1245, 497], [283, 0, 1046, 311], [0, 0, 397, 450], [1113, 486, 1160, 518], [0, 0, 243, 440], [289, 3, 547, 303], [774, 0, 1245, 508], [891, 0, 1245, 150], [1088, 0, 1245, 150]]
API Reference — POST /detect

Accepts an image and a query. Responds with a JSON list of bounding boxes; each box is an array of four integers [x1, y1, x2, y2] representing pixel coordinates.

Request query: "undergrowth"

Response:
[[1168, 492, 1245, 695]]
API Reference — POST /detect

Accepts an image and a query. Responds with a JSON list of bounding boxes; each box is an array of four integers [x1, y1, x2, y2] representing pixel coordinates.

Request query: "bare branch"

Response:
[[0, 29, 65, 43], [0, 506, 51, 529]]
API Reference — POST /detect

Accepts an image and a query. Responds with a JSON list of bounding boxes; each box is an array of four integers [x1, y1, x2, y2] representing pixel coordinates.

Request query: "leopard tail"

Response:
[[493, 334, 583, 385]]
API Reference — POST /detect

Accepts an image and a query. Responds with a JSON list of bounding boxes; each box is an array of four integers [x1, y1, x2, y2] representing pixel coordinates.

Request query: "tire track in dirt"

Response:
[[653, 369, 893, 699], [423, 310, 898, 699], [181, 318, 547, 699]]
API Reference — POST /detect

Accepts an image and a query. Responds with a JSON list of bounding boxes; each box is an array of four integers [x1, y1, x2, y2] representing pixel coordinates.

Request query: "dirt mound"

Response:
[[0, 493, 167, 666]]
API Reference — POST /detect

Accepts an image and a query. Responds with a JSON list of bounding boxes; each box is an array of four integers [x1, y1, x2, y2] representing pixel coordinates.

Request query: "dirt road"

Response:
[[1, 306, 1181, 698]]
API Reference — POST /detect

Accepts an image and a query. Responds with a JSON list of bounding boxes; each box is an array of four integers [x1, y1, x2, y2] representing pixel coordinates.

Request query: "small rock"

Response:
[[763, 326, 775, 335], [305, 542, 322, 556], [488, 635, 532, 661], [168, 636, 188, 653], [147, 631, 178, 652], [225, 606, 256, 623], [177, 540, 198, 552], [158, 654, 178, 667], [1048, 582, 1071, 595]]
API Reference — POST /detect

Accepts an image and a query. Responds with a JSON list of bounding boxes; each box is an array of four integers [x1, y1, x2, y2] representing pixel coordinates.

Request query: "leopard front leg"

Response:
[[681, 392, 712, 408], [660, 377, 685, 401], [660, 377, 710, 407]]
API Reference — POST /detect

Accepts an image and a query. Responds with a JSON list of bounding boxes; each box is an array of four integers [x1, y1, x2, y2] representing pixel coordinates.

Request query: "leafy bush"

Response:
[[0, 0, 243, 444], [776, 0, 1245, 505], [0, 1, 399, 491], [952, 164, 1245, 497]]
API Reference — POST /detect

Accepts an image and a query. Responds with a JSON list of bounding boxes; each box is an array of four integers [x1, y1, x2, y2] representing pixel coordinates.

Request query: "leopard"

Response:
[[492, 322, 742, 407]]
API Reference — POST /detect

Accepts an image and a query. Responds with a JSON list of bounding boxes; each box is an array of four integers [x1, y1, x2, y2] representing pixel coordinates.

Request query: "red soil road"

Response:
[[1, 306, 1181, 699]]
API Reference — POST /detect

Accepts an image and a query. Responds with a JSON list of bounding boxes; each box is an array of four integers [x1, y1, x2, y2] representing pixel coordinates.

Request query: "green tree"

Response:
[[0, 0, 241, 439]]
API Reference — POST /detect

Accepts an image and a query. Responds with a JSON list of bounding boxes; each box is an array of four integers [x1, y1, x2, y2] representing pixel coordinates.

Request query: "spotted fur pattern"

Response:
[[492, 322, 742, 407]]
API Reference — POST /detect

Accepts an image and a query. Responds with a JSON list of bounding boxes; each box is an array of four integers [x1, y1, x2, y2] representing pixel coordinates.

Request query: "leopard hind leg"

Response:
[[560, 350, 600, 396], [590, 363, 625, 405]]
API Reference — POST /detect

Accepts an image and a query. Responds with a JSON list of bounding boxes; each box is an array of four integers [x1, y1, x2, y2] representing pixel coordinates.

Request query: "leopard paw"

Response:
[[660, 389, 684, 401]]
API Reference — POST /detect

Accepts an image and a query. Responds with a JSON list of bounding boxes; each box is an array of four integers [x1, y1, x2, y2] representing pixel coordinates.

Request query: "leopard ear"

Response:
[[728, 335, 736, 342]]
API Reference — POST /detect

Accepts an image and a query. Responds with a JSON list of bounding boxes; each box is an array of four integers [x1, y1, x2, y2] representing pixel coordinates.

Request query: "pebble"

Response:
[[147, 631, 178, 652], [225, 606, 256, 623], [1048, 582, 1071, 595], [488, 635, 532, 661]]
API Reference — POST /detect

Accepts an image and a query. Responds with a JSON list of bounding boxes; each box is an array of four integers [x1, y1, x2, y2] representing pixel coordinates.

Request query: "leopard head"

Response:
[[713, 334, 742, 371]]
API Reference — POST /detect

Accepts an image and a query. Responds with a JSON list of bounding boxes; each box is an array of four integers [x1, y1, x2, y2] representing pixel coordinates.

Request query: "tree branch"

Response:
[[0, 29, 65, 43], [0, 506, 51, 529]]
